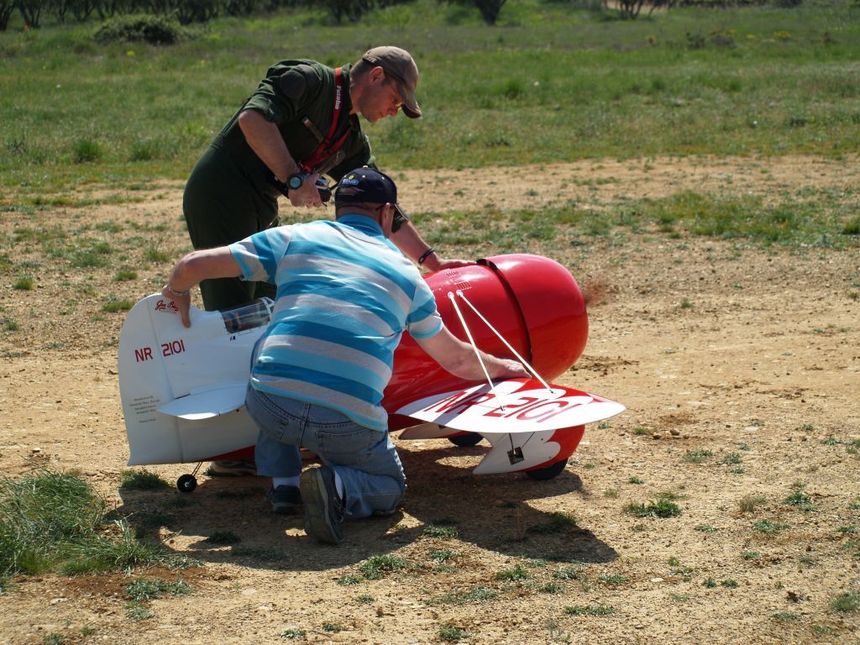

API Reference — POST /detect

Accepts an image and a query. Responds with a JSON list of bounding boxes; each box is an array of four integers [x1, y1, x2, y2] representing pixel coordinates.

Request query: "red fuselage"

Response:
[[384, 254, 588, 430]]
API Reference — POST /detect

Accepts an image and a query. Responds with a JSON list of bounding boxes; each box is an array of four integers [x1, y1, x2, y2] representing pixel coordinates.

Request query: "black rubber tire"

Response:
[[525, 459, 568, 481], [448, 432, 483, 447], [176, 474, 198, 493]]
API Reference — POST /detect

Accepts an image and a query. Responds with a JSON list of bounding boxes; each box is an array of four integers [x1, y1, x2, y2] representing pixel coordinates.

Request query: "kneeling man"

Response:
[[161, 168, 526, 544]]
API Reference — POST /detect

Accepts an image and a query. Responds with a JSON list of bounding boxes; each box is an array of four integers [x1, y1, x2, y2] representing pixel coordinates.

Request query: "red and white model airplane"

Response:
[[118, 254, 624, 492]]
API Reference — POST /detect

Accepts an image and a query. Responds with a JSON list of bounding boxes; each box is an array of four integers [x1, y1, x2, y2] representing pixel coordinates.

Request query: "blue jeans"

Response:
[[245, 385, 406, 519]]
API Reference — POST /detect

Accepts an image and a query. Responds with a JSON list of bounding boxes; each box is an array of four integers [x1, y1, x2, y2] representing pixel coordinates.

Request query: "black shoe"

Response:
[[300, 466, 344, 545], [206, 460, 257, 477], [267, 485, 301, 515]]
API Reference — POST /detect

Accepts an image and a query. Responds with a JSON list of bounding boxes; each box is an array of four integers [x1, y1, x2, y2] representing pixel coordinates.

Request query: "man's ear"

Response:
[[368, 66, 386, 84], [381, 203, 395, 237]]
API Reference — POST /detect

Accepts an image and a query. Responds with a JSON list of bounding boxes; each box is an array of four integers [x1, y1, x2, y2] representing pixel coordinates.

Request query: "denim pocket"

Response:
[[246, 387, 305, 443]]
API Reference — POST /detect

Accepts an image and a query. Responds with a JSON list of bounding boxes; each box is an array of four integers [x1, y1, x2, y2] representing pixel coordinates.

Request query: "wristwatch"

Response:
[[274, 172, 307, 197], [287, 172, 306, 192]]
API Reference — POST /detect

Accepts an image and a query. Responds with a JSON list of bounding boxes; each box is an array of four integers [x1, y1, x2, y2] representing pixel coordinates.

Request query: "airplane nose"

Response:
[[384, 254, 589, 413]]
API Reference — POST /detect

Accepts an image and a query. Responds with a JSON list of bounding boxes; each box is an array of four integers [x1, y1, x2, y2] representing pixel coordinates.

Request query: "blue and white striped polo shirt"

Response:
[[229, 215, 443, 431]]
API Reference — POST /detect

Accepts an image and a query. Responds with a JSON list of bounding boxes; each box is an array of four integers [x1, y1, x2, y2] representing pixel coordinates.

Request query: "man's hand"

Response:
[[423, 256, 475, 272], [161, 285, 193, 328], [494, 358, 529, 380], [288, 172, 323, 207]]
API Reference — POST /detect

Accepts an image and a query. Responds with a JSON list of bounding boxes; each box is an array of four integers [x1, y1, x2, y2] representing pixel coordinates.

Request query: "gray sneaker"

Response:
[[267, 485, 301, 515], [300, 466, 345, 545]]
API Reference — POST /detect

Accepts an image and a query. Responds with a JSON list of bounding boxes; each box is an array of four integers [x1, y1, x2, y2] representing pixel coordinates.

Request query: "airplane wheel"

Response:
[[176, 474, 197, 493], [448, 432, 482, 447], [525, 459, 568, 481]]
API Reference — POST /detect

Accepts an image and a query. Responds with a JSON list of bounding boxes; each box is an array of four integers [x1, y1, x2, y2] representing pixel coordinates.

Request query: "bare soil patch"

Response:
[[1, 156, 858, 644]]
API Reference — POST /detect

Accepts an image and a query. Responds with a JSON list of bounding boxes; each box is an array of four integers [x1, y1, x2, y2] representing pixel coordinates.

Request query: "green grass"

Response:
[[554, 566, 585, 581], [337, 574, 362, 586], [12, 275, 34, 290], [280, 628, 306, 640], [410, 186, 860, 252], [495, 564, 530, 582], [564, 604, 615, 616], [422, 522, 460, 539], [625, 498, 682, 518], [439, 625, 470, 642], [0, 471, 187, 581], [119, 469, 170, 491], [684, 449, 713, 464], [125, 577, 192, 602], [429, 549, 457, 563], [753, 519, 790, 534], [358, 553, 408, 580], [785, 482, 815, 511], [101, 297, 134, 313], [720, 452, 743, 465], [113, 268, 138, 281], [599, 573, 628, 585], [1, 1, 859, 195], [830, 590, 859, 613]]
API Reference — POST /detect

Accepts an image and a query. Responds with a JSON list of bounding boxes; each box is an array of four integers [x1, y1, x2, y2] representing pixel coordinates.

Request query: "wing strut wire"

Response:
[[454, 289, 553, 392], [447, 291, 507, 412]]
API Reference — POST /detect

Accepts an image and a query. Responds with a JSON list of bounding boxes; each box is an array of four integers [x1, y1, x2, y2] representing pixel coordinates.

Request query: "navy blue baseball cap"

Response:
[[335, 167, 409, 232], [335, 167, 398, 205]]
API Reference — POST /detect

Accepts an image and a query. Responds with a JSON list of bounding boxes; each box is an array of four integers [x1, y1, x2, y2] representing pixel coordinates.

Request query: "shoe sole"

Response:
[[300, 469, 342, 545]]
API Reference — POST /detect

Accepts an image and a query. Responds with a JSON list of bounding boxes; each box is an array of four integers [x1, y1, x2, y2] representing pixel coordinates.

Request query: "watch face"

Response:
[[288, 174, 304, 190]]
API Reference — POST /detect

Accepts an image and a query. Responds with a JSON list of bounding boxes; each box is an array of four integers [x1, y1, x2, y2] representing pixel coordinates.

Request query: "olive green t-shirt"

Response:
[[211, 60, 373, 197]]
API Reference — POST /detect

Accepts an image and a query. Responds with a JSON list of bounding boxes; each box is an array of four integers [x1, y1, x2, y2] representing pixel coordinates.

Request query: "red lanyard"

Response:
[[301, 67, 351, 172]]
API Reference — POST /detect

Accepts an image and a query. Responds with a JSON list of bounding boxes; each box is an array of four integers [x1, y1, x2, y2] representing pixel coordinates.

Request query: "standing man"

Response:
[[163, 168, 526, 544], [184, 46, 467, 476]]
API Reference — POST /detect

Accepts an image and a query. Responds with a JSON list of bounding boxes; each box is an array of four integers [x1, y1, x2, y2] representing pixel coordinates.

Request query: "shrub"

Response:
[[94, 14, 193, 46], [440, 0, 507, 25], [72, 138, 104, 163]]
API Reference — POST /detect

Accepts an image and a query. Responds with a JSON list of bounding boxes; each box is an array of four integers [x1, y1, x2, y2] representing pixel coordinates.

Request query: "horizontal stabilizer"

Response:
[[157, 382, 248, 421]]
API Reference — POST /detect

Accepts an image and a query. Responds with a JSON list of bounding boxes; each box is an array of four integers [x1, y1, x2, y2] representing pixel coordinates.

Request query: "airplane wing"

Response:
[[396, 377, 624, 435], [395, 378, 624, 475]]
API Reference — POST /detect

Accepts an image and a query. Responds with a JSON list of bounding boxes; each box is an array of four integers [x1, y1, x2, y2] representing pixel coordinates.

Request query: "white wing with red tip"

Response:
[[395, 378, 625, 435]]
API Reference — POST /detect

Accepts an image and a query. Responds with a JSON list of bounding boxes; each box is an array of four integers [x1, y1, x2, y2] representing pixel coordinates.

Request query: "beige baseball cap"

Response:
[[361, 46, 422, 119]]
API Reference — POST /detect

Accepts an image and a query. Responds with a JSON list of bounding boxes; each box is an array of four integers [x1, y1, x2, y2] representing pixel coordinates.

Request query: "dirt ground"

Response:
[[0, 155, 858, 644]]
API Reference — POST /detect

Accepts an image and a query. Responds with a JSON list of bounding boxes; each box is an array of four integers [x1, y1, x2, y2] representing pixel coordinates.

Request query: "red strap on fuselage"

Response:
[[300, 67, 351, 172]]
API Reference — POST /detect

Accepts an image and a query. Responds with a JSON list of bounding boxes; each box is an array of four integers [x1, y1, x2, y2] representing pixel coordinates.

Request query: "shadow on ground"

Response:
[[113, 440, 616, 572]]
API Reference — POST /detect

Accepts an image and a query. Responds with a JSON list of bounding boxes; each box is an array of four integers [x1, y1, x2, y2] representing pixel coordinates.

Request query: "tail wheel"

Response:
[[176, 474, 198, 493], [525, 459, 568, 481]]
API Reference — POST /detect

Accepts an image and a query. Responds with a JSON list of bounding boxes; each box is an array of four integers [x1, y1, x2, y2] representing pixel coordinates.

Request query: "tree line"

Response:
[[0, 0, 805, 32]]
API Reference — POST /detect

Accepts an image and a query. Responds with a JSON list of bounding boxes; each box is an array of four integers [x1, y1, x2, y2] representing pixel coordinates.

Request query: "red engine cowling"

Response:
[[384, 253, 588, 430]]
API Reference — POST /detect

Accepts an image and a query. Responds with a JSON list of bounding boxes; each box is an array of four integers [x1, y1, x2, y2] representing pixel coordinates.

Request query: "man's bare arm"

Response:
[[162, 248, 243, 327], [237, 109, 321, 207], [414, 327, 527, 381], [390, 220, 473, 271]]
